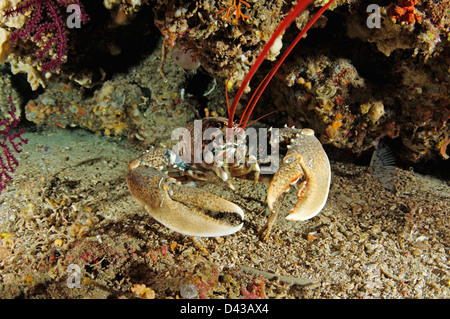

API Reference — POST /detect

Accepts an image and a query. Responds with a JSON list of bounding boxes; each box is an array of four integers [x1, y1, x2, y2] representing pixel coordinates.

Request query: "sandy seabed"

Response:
[[0, 127, 448, 299]]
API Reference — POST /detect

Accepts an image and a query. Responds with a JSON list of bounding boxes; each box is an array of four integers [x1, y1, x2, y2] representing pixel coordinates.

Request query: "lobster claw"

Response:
[[267, 128, 331, 221], [127, 163, 244, 237]]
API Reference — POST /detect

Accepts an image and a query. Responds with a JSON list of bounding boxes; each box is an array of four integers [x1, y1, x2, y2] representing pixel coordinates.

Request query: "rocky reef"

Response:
[[0, 0, 448, 163]]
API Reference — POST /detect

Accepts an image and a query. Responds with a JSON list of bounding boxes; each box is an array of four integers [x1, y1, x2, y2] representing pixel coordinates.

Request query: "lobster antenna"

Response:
[[227, 0, 314, 128], [244, 110, 278, 128], [241, 0, 336, 129], [238, 72, 270, 127]]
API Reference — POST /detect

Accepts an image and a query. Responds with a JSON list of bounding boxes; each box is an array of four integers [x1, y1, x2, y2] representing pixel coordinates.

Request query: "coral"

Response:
[[0, 28, 12, 64], [3, 0, 88, 72], [0, 97, 28, 194], [0, 0, 27, 29], [153, 0, 315, 88], [10, 59, 45, 90], [388, 0, 422, 24], [218, 0, 251, 21]]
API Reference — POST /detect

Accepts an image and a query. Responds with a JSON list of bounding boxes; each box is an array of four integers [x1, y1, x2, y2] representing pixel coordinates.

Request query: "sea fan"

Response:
[[3, 0, 88, 72], [0, 97, 28, 193]]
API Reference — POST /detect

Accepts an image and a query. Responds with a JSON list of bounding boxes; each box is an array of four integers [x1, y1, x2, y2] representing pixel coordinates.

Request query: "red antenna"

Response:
[[227, 0, 336, 128]]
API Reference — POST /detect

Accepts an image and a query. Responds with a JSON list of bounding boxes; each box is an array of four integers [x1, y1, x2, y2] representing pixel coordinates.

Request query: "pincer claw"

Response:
[[267, 128, 331, 221], [127, 163, 244, 237]]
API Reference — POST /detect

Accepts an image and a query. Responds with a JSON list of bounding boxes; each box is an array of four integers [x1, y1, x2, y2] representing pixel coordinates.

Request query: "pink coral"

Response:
[[0, 97, 28, 193], [3, 0, 88, 71]]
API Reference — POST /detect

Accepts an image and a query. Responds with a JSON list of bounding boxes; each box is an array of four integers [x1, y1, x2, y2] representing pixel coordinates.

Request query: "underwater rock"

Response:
[[268, 47, 449, 162], [0, 28, 11, 64], [153, 0, 316, 89], [7, 0, 449, 162], [25, 39, 195, 147], [0, 67, 21, 120], [251, 0, 449, 162]]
